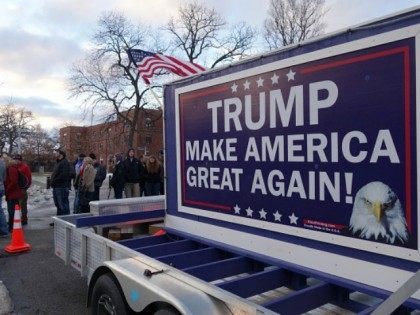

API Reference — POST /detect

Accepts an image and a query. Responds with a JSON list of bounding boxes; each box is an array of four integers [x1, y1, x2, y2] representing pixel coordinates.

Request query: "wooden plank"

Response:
[[136, 239, 201, 258], [183, 257, 256, 282], [157, 247, 229, 269], [217, 267, 288, 298], [263, 282, 336, 315]]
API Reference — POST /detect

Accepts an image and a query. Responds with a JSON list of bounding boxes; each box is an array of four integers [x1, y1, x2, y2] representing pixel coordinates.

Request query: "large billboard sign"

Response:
[[175, 35, 418, 260]]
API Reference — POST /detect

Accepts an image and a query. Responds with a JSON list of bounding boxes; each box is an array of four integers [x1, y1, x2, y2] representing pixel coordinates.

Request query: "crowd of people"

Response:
[[0, 154, 32, 238], [49, 148, 164, 222], [0, 147, 164, 234]]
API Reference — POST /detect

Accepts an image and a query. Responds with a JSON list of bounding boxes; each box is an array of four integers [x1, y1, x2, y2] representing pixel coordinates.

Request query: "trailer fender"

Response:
[[89, 258, 231, 315]]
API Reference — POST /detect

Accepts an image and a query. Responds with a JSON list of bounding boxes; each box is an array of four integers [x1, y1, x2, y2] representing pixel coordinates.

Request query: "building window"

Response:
[[145, 135, 152, 145]]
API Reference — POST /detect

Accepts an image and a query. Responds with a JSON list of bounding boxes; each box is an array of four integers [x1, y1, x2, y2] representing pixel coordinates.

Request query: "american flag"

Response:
[[128, 49, 206, 84]]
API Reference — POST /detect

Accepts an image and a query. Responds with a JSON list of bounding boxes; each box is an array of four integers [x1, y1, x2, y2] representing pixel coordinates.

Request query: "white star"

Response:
[[233, 204, 241, 214], [259, 208, 267, 219], [243, 80, 250, 90], [231, 83, 238, 93], [286, 69, 296, 81], [256, 77, 264, 87], [245, 207, 253, 217], [289, 212, 299, 225], [271, 73, 279, 84], [273, 211, 282, 222]]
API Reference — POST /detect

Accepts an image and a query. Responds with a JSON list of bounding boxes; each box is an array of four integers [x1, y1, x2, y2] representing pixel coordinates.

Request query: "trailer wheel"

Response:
[[91, 273, 128, 315], [154, 305, 180, 315]]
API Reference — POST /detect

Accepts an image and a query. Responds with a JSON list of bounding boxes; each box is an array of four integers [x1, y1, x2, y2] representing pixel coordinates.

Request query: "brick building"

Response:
[[60, 109, 163, 167]]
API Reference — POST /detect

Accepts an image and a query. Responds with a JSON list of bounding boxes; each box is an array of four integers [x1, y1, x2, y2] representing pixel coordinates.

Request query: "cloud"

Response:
[[0, 95, 81, 128], [0, 28, 83, 79]]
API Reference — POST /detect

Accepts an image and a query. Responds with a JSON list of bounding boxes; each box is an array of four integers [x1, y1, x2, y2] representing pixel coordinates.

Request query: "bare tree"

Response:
[[166, 2, 257, 68], [22, 124, 56, 171], [68, 12, 162, 148], [0, 101, 33, 154], [264, 0, 328, 49]]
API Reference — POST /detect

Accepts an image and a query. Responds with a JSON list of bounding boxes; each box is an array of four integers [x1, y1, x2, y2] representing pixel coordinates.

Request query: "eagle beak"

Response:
[[372, 202, 383, 221]]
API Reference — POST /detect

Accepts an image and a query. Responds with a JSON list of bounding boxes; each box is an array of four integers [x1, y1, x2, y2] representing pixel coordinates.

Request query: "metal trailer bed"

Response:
[[54, 204, 419, 314]]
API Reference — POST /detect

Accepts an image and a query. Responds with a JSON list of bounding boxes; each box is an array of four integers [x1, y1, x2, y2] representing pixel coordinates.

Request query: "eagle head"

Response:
[[349, 181, 408, 244]]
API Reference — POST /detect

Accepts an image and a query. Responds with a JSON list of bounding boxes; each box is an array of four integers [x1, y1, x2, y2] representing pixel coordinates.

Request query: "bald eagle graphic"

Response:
[[349, 181, 408, 244]]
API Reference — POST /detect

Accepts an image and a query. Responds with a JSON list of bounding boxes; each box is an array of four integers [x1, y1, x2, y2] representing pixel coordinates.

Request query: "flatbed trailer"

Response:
[[55, 7, 420, 315]]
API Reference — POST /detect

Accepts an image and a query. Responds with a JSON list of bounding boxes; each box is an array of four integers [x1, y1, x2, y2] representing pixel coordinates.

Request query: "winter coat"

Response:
[[5, 164, 24, 201], [145, 165, 163, 184], [81, 164, 96, 193], [50, 157, 72, 188], [0, 159, 5, 192], [123, 158, 141, 183], [110, 161, 125, 189], [93, 162, 106, 187], [17, 162, 32, 188]]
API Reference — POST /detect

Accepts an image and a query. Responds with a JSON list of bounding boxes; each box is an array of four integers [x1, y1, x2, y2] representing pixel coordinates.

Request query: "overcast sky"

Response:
[[0, 0, 418, 129]]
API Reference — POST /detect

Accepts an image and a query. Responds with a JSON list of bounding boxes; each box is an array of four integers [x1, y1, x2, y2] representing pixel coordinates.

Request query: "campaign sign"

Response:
[[176, 38, 418, 256]]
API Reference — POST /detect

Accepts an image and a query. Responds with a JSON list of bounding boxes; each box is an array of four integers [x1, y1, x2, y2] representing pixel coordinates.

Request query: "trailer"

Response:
[[54, 7, 420, 314]]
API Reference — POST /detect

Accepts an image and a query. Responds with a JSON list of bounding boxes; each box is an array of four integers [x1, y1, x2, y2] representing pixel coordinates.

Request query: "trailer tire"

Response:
[[91, 273, 128, 315]]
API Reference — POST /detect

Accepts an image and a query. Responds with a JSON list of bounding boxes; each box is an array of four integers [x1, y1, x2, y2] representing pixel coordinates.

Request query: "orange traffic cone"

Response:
[[5, 204, 31, 254]]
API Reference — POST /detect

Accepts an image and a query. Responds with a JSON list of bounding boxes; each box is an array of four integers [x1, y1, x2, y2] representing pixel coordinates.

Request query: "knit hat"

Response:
[[55, 149, 66, 157], [13, 154, 22, 161]]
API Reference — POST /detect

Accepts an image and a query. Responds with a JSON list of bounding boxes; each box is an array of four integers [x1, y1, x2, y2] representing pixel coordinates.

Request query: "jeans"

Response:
[[73, 190, 80, 214], [0, 190, 8, 235], [19, 189, 28, 221], [7, 199, 19, 232], [114, 187, 123, 199], [53, 187, 70, 216], [145, 182, 161, 196], [92, 185, 100, 201]]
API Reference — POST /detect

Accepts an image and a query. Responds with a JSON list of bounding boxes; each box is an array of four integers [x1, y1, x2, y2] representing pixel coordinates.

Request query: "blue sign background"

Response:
[[178, 39, 417, 250]]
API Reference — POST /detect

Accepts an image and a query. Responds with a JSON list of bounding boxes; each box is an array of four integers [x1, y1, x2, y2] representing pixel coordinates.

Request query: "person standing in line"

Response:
[[78, 157, 96, 213], [123, 148, 140, 198], [14, 154, 32, 225], [50, 149, 72, 224], [4, 156, 24, 232], [110, 154, 125, 199], [73, 153, 86, 214], [0, 154, 9, 237], [144, 155, 162, 196], [90, 153, 106, 201]]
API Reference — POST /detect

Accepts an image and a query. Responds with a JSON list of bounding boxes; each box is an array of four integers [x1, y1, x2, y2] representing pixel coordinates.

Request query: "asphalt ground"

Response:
[[0, 228, 88, 314], [0, 175, 112, 314]]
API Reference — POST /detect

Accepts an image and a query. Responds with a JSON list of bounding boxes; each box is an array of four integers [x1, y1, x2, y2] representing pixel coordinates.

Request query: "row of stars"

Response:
[[230, 69, 296, 93], [233, 204, 299, 225]]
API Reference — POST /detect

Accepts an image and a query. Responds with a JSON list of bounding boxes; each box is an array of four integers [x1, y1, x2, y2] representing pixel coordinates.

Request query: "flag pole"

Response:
[[147, 82, 167, 206]]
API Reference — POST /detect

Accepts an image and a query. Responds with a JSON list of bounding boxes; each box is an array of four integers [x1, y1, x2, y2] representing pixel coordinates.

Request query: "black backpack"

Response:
[[17, 170, 30, 189]]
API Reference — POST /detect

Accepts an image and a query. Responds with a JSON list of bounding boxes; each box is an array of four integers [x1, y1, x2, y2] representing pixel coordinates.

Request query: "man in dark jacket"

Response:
[[110, 154, 125, 199], [50, 149, 72, 219], [123, 148, 140, 198]]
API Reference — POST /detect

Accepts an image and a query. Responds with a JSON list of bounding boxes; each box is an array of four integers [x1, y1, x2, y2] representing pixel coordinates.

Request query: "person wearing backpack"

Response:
[[89, 153, 106, 201], [4, 156, 24, 232], [13, 154, 32, 225]]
